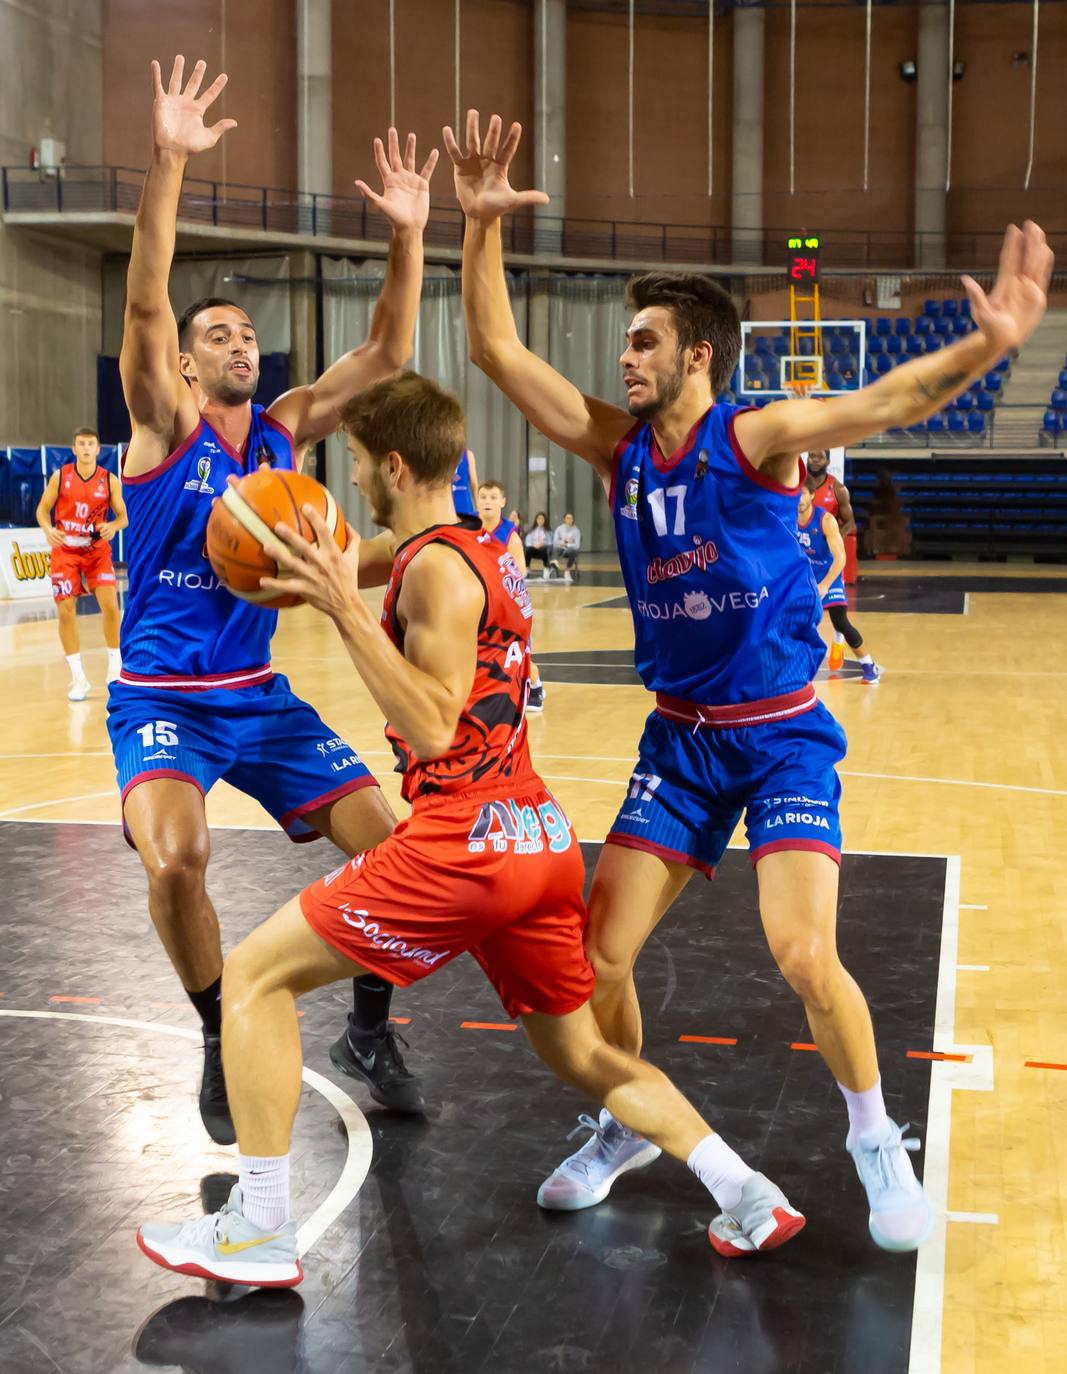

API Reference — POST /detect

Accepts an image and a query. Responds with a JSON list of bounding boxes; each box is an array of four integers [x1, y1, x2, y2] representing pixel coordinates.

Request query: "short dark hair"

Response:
[[624, 272, 741, 394], [479, 479, 506, 495], [73, 426, 99, 441], [340, 370, 466, 487], [177, 297, 247, 350]]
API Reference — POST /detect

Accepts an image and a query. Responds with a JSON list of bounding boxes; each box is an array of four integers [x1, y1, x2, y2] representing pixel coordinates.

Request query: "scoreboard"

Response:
[[787, 235, 821, 284]]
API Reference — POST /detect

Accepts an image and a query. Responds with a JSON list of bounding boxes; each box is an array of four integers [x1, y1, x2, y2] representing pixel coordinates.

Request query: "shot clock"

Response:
[[787, 235, 821, 284]]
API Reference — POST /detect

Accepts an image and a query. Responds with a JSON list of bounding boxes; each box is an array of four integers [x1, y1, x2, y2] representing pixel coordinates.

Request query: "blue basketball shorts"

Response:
[[107, 674, 377, 847], [607, 692, 847, 878], [821, 575, 847, 607]]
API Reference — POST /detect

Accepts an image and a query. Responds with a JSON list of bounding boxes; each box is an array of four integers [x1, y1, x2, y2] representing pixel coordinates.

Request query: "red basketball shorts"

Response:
[[300, 784, 594, 1019], [50, 541, 116, 601]]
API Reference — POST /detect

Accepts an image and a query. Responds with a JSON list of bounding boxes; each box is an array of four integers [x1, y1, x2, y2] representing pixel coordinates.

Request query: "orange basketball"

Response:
[[206, 467, 348, 609]]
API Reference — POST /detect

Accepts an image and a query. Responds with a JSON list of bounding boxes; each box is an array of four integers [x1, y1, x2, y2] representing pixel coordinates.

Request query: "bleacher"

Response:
[[846, 453, 1067, 561], [1041, 358, 1067, 444], [729, 298, 1012, 443]]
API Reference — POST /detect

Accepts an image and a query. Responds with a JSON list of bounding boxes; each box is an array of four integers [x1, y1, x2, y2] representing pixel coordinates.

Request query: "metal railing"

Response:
[[5, 164, 1063, 273]]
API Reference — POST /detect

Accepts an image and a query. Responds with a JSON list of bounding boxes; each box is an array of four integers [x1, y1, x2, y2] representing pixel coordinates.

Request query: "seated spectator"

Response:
[[507, 508, 524, 541], [550, 512, 581, 583], [524, 511, 551, 574]]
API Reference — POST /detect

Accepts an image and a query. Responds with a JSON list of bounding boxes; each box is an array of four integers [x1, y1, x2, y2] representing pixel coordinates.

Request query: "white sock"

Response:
[[238, 1153, 291, 1231], [107, 648, 122, 672], [687, 1132, 757, 1211], [860, 653, 873, 665], [838, 1078, 889, 1145], [833, 632, 845, 645], [65, 652, 85, 682]]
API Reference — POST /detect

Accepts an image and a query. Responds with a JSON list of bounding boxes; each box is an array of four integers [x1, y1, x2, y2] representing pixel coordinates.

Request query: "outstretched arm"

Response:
[[120, 58, 235, 478], [735, 223, 1054, 486], [818, 514, 846, 600], [446, 111, 632, 483], [259, 514, 481, 760], [270, 131, 437, 448]]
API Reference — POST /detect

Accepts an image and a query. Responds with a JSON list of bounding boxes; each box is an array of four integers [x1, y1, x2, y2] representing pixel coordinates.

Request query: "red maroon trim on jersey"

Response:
[[727, 410, 807, 496], [608, 422, 643, 508], [117, 664, 274, 691], [261, 410, 296, 454], [122, 421, 206, 486], [654, 683, 817, 729], [749, 838, 841, 868], [279, 773, 379, 835], [120, 769, 205, 848], [605, 831, 717, 879], [649, 407, 712, 476]]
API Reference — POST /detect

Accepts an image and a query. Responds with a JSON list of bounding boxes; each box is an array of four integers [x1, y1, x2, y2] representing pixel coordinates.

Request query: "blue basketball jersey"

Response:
[[797, 507, 836, 579], [489, 517, 517, 548], [120, 405, 295, 682], [610, 404, 823, 703], [452, 450, 476, 516]]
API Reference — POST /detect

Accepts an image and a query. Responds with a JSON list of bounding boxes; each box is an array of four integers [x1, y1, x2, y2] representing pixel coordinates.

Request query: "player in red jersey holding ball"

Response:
[[36, 426, 128, 700], [135, 372, 806, 1288]]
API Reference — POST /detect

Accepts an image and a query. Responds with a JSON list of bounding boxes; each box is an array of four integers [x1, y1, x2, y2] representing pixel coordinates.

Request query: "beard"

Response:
[[211, 371, 259, 405], [628, 357, 687, 421], [365, 466, 395, 529]]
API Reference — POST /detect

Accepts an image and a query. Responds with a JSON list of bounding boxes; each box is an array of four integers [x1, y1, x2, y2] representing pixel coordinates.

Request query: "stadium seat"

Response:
[[977, 390, 995, 411], [926, 414, 945, 434], [825, 370, 844, 391], [908, 423, 927, 435], [1051, 389, 1067, 410], [906, 335, 924, 356], [773, 337, 789, 357], [967, 412, 986, 434], [1043, 409, 1061, 433], [916, 315, 934, 336], [959, 298, 971, 318], [874, 354, 893, 375], [923, 299, 941, 317], [1058, 369, 1067, 388], [942, 299, 959, 318], [894, 317, 911, 335], [953, 317, 971, 335], [984, 373, 1002, 393], [867, 334, 884, 356], [875, 318, 892, 337], [954, 391, 973, 411], [947, 412, 965, 434], [925, 335, 943, 353], [935, 318, 954, 337], [885, 335, 903, 355], [994, 357, 1011, 373], [829, 336, 847, 355]]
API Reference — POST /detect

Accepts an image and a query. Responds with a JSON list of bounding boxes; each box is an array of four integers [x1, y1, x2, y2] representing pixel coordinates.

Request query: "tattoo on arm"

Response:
[[914, 370, 968, 404]]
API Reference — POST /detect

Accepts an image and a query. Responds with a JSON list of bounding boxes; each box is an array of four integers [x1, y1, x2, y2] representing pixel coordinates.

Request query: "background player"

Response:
[[112, 56, 435, 1140], [477, 477, 545, 712], [805, 449, 857, 672], [449, 109, 1051, 1252], [135, 372, 805, 1287], [451, 446, 479, 517], [36, 426, 127, 700], [797, 486, 879, 684]]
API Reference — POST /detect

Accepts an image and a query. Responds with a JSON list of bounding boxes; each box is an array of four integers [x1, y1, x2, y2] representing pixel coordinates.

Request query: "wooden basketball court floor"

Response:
[[0, 563, 1064, 1373]]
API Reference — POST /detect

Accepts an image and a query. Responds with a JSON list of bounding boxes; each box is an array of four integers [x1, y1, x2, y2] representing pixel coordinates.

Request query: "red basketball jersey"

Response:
[[54, 463, 111, 548], [809, 475, 840, 522], [381, 520, 537, 802]]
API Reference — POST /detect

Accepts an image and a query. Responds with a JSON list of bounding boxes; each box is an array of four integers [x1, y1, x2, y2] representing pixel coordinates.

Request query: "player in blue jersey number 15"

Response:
[[449, 108, 1052, 1253], [112, 57, 436, 1137]]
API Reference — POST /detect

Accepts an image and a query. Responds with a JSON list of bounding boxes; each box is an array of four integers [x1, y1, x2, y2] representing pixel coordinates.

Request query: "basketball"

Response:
[[205, 467, 347, 609]]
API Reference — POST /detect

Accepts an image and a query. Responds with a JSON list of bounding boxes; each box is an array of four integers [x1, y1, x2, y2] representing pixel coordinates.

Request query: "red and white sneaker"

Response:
[[707, 1173, 806, 1257]]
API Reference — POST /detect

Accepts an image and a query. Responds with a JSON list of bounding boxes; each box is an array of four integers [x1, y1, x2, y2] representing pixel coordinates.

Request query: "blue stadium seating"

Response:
[[942, 300, 959, 318], [916, 315, 934, 336], [985, 373, 1003, 393], [1043, 409, 1061, 433], [867, 334, 884, 356], [977, 390, 995, 412], [954, 392, 974, 411], [885, 335, 903, 355], [935, 318, 954, 338], [947, 412, 965, 434], [923, 299, 940, 317], [1058, 369, 1067, 388], [1052, 390, 1067, 411], [967, 412, 985, 435], [875, 318, 892, 337], [906, 335, 924, 356], [926, 415, 945, 434], [895, 318, 911, 335]]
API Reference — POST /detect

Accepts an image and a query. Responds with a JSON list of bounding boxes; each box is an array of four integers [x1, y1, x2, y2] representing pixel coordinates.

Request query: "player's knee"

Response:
[[774, 937, 839, 1010], [221, 938, 273, 1015], [588, 942, 634, 992], [142, 834, 209, 906]]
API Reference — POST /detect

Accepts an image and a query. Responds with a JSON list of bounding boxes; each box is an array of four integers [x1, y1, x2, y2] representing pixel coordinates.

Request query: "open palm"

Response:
[[963, 222, 1053, 356], [355, 129, 438, 231], [443, 110, 549, 222], [152, 56, 236, 157]]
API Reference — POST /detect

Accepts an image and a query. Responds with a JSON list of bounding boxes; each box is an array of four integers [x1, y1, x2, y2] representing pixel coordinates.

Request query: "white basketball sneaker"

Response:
[[707, 1173, 807, 1257], [137, 1184, 302, 1288], [847, 1119, 935, 1251], [537, 1109, 661, 1210], [67, 675, 91, 702]]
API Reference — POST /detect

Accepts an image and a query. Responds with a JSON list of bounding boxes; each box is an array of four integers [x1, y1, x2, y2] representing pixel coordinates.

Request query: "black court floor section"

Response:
[[0, 822, 945, 1374]]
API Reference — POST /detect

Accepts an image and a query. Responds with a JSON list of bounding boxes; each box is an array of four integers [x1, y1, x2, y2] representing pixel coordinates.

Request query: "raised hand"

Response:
[[443, 110, 549, 222], [260, 507, 363, 623], [356, 129, 438, 232], [151, 56, 236, 158], [963, 221, 1054, 357]]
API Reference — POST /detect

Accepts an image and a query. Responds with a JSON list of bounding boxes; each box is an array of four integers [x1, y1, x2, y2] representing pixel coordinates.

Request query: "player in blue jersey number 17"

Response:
[[450, 108, 1053, 1253], [112, 56, 436, 1136]]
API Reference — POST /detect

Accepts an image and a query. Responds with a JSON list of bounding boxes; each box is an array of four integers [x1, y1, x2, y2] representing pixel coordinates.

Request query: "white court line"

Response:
[[909, 855, 995, 1374], [960, 904, 988, 910], [0, 1009, 372, 1257], [840, 770, 1067, 799], [0, 790, 115, 818], [957, 964, 990, 972], [963, 593, 970, 616], [946, 1211, 998, 1225]]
